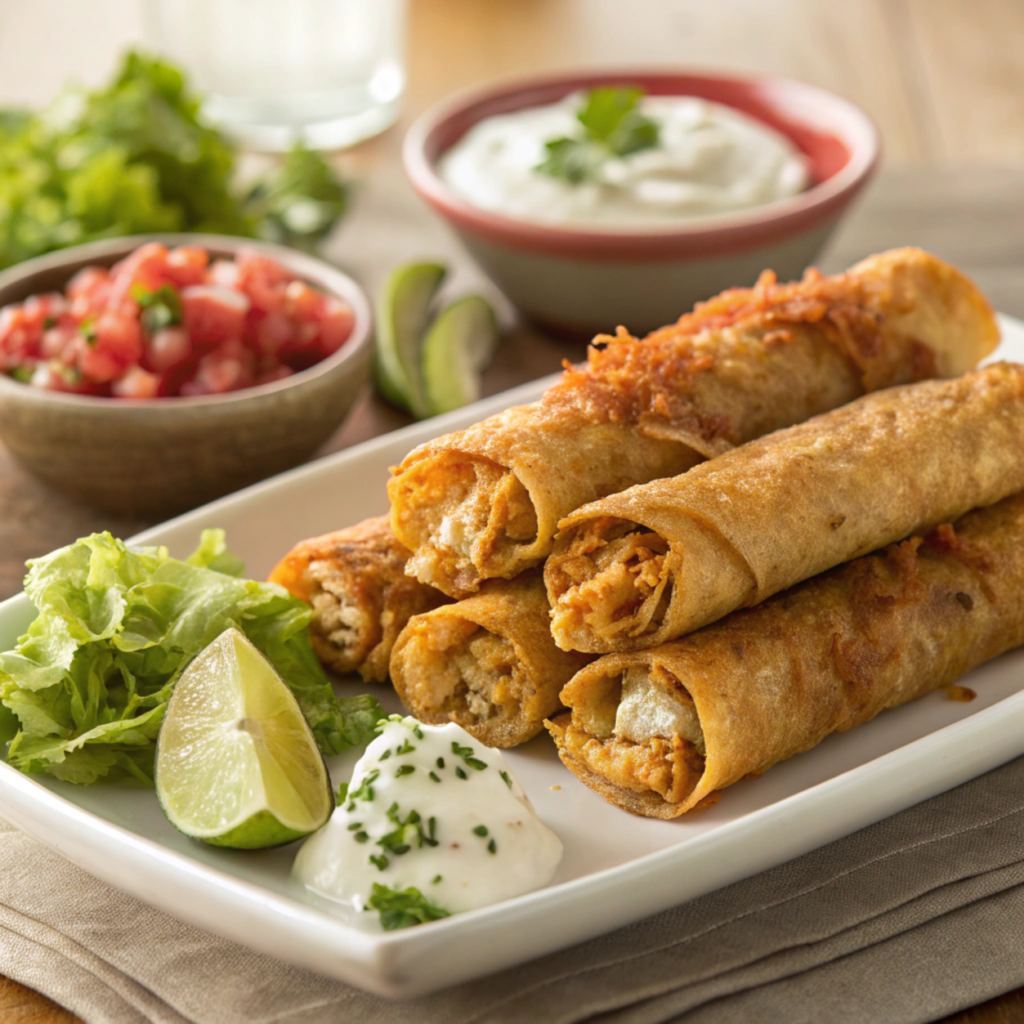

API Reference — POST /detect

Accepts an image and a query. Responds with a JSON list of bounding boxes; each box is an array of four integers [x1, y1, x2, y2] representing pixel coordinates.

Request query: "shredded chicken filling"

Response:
[[401, 621, 525, 726], [400, 458, 539, 591], [561, 665, 705, 805], [306, 560, 379, 673], [552, 519, 673, 638]]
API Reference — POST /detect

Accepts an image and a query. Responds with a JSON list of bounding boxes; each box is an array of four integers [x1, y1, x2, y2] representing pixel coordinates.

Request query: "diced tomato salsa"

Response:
[[0, 243, 355, 398]]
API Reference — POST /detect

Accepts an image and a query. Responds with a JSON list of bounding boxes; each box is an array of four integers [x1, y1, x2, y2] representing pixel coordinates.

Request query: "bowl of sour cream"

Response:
[[404, 70, 879, 337]]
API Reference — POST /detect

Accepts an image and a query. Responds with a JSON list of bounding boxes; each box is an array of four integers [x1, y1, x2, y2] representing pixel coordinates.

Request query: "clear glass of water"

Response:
[[145, 0, 407, 151]]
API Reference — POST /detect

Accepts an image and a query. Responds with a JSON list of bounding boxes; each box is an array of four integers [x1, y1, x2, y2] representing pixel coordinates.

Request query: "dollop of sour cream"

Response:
[[293, 717, 563, 916], [439, 94, 809, 226]]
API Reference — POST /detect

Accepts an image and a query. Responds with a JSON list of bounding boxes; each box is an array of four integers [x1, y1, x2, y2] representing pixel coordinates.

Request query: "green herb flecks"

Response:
[[367, 883, 450, 931], [376, 802, 438, 858], [346, 769, 381, 811], [132, 283, 183, 334], [488, 838, 497, 855], [369, 853, 389, 872], [395, 764, 415, 778], [455, 766, 468, 780], [396, 738, 416, 755], [535, 87, 660, 185], [500, 770, 512, 790], [472, 825, 488, 837], [451, 740, 488, 772], [429, 771, 441, 783]]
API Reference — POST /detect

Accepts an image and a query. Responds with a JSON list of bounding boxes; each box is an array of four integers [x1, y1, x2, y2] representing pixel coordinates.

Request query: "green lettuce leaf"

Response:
[[0, 529, 383, 783]]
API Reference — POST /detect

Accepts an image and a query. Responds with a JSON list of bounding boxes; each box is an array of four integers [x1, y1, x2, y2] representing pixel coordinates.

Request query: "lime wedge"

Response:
[[155, 628, 333, 849], [374, 262, 447, 416], [421, 296, 498, 416]]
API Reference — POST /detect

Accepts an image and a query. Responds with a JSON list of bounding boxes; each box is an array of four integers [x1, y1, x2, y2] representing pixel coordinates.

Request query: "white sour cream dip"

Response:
[[293, 716, 563, 917], [439, 94, 810, 226]]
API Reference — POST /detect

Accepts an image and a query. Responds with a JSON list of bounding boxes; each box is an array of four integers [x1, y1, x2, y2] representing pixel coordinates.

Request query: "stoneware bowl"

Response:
[[404, 69, 880, 338], [0, 234, 372, 516]]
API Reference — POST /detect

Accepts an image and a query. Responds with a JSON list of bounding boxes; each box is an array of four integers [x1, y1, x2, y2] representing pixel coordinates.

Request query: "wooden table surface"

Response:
[[0, 0, 1023, 1021]]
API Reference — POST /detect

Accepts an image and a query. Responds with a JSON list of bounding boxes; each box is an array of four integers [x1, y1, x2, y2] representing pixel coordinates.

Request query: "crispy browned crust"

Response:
[[389, 574, 592, 747], [390, 248, 999, 597], [547, 362, 1024, 653], [268, 515, 446, 683], [548, 492, 1024, 818]]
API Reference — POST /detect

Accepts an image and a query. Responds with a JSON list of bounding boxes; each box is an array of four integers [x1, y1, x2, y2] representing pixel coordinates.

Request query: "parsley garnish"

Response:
[[396, 739, 416, 755], [369, 853, 389, 871], [367, 883, 450, 931], [535, 87, 660, 184]]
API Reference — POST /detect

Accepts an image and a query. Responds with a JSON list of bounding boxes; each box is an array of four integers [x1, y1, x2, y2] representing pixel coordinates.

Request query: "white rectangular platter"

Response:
[[0, 317, 1022, 999]]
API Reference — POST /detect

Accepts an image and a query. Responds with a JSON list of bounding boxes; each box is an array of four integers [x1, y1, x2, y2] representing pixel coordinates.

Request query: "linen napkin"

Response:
[[2, 756, 1024, 1024]]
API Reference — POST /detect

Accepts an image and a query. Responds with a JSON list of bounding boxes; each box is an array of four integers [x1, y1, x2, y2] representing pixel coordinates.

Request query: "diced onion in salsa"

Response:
[[0, 243, 355, 397]]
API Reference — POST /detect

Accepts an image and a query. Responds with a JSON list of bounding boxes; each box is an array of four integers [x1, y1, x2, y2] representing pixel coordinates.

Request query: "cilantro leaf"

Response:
[[0, 51, 348, 270], [367, 883, 450, 931], [535, 87, 660, 185]]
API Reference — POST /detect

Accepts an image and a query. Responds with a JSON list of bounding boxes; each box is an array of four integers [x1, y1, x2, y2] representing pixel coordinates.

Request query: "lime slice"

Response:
[[374, 262, 447, 416], [421, 296, 498, 416], [155, 628, 333, 849]]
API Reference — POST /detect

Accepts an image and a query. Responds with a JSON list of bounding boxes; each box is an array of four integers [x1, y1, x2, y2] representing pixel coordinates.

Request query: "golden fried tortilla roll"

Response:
[[268, 516, 446, 683], [389, 249, 999, 599], [546, 363, 1024, 653], [548, 493, 1024, 819], [389, 575, 592, 747]]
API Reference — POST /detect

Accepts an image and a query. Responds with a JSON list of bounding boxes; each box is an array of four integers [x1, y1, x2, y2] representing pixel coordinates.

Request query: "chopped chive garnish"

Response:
[[488, 839, 497, 855], [465, 757, 488, 771], [413, 725, 425, 740], [347, 821, 363, 831], [379, 749, 392, 760], [500, 771, 512, 789], [396, 739, 416, 755], [455, 766, 468, 780], [429, 771, 441, 783], [395, 765, 415, 777]]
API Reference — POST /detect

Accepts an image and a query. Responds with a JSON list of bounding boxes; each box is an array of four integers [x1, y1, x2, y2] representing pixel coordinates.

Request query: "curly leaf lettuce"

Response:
[[0, 530, 383, 784]]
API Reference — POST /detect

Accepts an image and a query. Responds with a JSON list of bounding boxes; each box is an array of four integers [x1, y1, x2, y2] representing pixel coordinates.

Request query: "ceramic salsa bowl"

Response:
[[404, 69, 880, 337], [0, 235, 372, 516]]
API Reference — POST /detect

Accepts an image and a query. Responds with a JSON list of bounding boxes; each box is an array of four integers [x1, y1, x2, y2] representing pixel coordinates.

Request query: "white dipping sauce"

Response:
[[293, 717, 563, 916], [439, 94, 809, 226]]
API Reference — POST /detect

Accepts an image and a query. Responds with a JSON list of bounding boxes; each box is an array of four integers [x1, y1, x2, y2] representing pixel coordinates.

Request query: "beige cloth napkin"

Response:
[[2, 756, 1024, 1024]]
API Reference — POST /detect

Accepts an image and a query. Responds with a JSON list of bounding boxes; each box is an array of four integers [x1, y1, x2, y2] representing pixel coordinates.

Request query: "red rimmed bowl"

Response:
[[404, 69, 879, 337], [0, 235, 372, 516]]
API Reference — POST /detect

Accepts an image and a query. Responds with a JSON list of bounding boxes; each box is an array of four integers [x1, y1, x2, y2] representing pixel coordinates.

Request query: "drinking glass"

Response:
[[145, 0, 407, 150]]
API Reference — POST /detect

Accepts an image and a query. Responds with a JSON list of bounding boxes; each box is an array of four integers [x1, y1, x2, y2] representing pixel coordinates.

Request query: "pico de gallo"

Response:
[[0, 243, 355, 398]]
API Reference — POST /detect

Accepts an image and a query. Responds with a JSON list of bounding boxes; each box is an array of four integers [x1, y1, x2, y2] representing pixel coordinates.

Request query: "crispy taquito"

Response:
[[388, 248, 998, 599], [268, 516, 446, 683], [389, 575, 591, 747], [546, 362, 1024, 653], [547, 492, 1024, 818]]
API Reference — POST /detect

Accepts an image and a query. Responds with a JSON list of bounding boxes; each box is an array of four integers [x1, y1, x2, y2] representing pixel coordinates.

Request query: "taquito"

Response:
[[547, 492, 1024, 819], [268, 516, 445, 683], [389, 575, 591, 747], [546, 362, 1024, 653], [389, 248, 999, 598]]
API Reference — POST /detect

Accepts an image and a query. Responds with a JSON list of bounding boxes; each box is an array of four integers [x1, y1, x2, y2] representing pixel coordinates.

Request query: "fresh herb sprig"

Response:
[[535, 87, 660, 185], [367, 883, 450, 931]]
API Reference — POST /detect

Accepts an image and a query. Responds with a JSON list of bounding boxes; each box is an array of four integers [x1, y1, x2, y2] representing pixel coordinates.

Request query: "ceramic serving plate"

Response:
[[1, 317, 1023, 999]]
